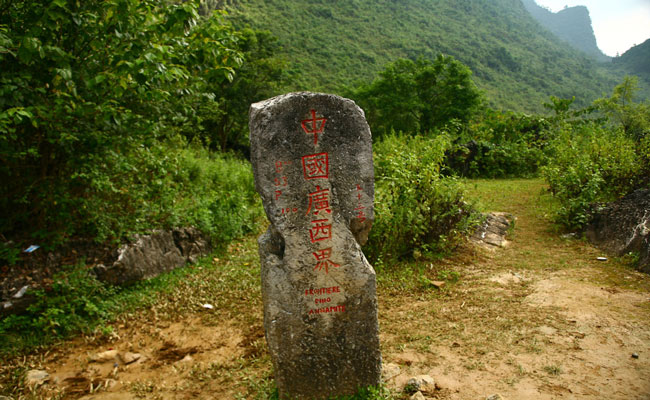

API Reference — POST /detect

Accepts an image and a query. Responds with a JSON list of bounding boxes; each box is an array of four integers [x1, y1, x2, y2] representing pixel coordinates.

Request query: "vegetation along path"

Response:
[[2, 179, 650, 399]]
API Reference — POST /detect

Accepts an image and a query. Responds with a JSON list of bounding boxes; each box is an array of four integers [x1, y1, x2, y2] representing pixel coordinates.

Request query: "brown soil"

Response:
[[4, 179, 650, 399]]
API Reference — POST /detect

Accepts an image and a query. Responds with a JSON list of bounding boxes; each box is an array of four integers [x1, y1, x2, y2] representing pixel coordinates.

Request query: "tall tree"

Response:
[[594, 76, 649, 140], [351, 56, 482, 137], [0, 0, 241, 241]]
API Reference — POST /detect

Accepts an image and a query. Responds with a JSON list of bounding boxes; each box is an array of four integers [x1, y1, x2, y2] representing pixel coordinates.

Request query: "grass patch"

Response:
[[0, 221, 268, 357]]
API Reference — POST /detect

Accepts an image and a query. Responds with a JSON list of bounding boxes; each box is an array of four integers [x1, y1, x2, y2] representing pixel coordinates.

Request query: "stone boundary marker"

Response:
[[250, 92, 381, 399]]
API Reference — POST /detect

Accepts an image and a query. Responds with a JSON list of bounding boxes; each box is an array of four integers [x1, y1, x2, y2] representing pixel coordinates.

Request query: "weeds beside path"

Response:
[[2, 179, 650, 399]]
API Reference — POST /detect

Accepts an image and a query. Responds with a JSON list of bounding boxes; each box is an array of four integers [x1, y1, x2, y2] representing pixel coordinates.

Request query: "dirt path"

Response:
[[378, 179, 650, 399], [4, 179, 650, 399]]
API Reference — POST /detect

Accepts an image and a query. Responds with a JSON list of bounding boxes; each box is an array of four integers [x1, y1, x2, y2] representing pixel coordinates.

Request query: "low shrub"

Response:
[[446, 139, 543, 178], [444, 111, 549, 178], [0, 263, 117, 349], [366, 133, 478, 264], [171, 147, 264, 244], [0, 144, 264, 264], [541, 123, 641, 230]]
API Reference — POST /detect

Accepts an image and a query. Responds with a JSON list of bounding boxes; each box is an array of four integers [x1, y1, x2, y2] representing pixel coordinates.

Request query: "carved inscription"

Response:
[[250, 92, 380, 399]]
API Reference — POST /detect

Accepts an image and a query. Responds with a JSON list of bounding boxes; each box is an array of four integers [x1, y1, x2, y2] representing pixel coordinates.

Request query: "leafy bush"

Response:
[[445, 110, 549, 178], [350, 56, 482, 138], [172, 148, 264, 243], [0, 0, 276, 253], [0, 0, 250, 246], [0, 264, 117, 344], [541, 123, 641, 230], [447, 139, 544, 178], [366, 133, 478, 263]]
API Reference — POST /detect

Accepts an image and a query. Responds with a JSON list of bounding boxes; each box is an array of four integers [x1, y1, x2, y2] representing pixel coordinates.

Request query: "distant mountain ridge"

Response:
[[521, 0, 610, 62], [614, 39, 650, 75], [224, 0, 640, 111], [613, 39, 650, 89]]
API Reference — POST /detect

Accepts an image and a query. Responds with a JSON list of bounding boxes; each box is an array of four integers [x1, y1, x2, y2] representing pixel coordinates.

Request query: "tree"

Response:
[[0, 0, 242, 242], [351, 56, 482, 137], [593, 76, 649, 141], [203, 28, 285, 153]]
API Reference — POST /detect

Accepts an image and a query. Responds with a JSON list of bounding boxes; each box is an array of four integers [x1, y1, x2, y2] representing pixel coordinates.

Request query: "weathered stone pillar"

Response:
[[250, 92, 381, 399]]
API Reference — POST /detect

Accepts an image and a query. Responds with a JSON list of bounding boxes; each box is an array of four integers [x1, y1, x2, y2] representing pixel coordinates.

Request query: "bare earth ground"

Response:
[[2, 179, 650, 399]]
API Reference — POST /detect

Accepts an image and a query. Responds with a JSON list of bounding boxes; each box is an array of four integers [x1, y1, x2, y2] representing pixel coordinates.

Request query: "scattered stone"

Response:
[[104, 378, 117, 389], [430, 280, 446, 289], [410, 391, 426, 400], [90, 349, 119, 363], [585, 189, 650, 273], [597, 257, 608, 262], [405, 375, 436, 394], [120, 352, 141, 364], [537, 325, 558, 335], [632, 353, 639, 359], [202, 303, 214, 310], [382, 363, 401, 381], [12, 285, 29, 299], [561, 233, 578, 239], [180, 354, 193, 363], [433, 375, 460, 392], [486, 395, 506, 400], [490, 271, 526, 285], [470, 212, 515, 250], [94, 227, 211, 286], [250, 92, 380, 399], [25, 369, 49, 386]]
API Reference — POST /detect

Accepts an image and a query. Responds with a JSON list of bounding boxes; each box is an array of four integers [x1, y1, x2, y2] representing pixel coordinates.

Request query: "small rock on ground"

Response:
[[90, 349, 119, 362], [120, 351, 141, 364], [410, 391, 426, 400], [25, 369, 49, 386], [486, 394, 506, 400], [406, 375, 436, 393], [382, 362, 401, 380]]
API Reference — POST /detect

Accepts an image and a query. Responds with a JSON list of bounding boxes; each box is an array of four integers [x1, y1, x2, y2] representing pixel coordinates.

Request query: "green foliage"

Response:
[[331, 385, 393, 400], [541, 78, 650, 230], [611, 39, 650, 99], [0, 0, 273, 247], [0, 242, 20, 265], [171, 148, 264, 243], [366, 134, 478, 263], [0, 263, 117, 345], [541, 123, 641, 230], [445, 110, 549, 178], [593, 76, 650, 141], [351, 56, 482, 137], [190, 26, 286, 152], [228, 0, 631, 112]]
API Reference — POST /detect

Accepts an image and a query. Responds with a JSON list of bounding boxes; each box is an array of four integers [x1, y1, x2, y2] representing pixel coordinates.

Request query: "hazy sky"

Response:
[[533, 0, 650, 56]]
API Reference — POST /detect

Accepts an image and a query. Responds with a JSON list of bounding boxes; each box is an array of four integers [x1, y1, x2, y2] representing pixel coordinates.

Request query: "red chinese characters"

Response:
[[301, 150, 340, 274], [302, 153, 329, 180], [354, 184, 367, 223], [312, 247, 340, 273], [273, 160, 292, 201], [306, 185, 331, 216], [309, 219, 331, 242], [301, 109, 327, 146]]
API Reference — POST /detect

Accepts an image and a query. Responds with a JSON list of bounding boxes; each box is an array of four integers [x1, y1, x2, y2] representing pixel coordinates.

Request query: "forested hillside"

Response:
[[225, 0, 626, 111], [521, 0, 610, 62], [613, 39, 650, 84]]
